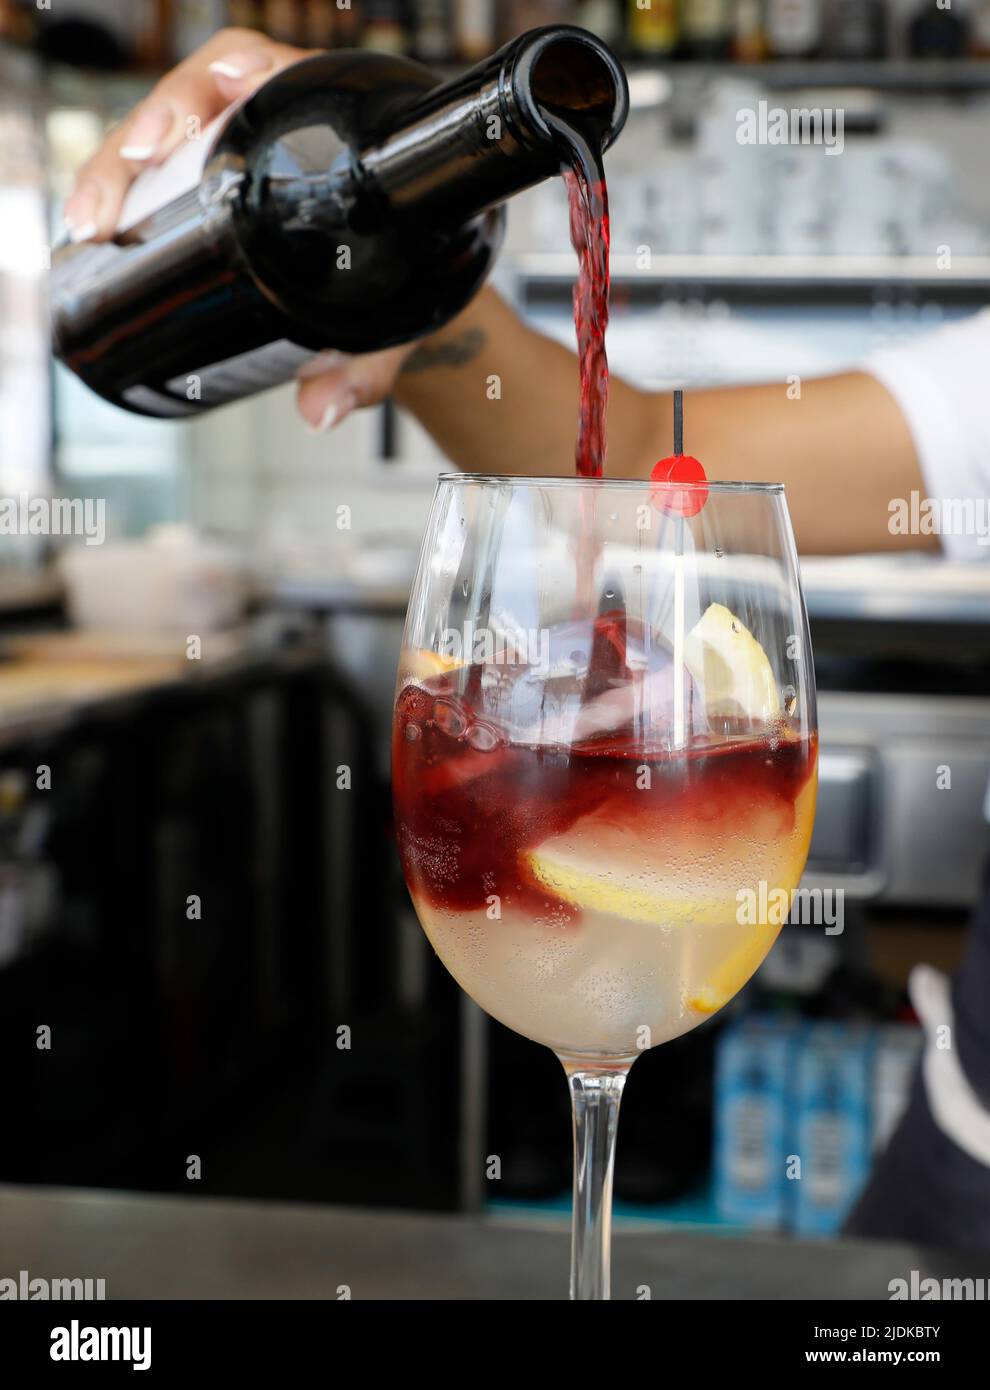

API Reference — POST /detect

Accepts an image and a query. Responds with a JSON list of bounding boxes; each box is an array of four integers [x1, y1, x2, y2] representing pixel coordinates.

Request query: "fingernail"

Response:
[[68, 222, 99, 243], [297, 350, 348, 381], [208, 51, 272, 81], [64, 182, 102, 242], [120, 103, 173, 162], [306, 389, 359, 434]]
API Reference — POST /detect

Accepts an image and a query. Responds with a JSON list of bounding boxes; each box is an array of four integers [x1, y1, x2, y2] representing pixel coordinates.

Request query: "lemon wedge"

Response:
[[687, 924, 781, 1014], [526, 838, 780, 1017], [526, 843, 737, 928], [683, 602, 781, 723], [525, 765, 817, 1018], [401, 647, 463, 681]]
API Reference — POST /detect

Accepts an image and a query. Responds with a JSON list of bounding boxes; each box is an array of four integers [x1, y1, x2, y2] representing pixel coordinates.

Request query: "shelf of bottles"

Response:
[[1, 1, 989, 80]]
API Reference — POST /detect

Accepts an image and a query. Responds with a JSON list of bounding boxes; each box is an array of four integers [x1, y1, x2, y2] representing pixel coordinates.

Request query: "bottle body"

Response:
[[52, 30, 628, 419], [52, 52, 502, 417]]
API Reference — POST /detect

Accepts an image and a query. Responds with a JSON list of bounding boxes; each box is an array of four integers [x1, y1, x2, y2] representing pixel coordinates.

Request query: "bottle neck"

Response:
[[360, 25, 629, 226]]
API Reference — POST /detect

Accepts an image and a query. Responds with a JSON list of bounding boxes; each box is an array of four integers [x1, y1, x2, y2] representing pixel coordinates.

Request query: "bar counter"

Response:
[[0, 1185, 981, 1301]]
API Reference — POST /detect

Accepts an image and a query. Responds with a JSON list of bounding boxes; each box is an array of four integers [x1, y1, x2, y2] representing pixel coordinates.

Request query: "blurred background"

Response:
[[1, 0, 990, 1250]]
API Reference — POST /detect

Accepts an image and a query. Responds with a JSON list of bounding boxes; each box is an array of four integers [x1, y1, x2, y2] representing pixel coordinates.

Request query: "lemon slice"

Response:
[[400, 647, 464, 681], [525, 764, 817, 1018], [526, 842, 736, 928], [527, 839, 780, 1017], [683, 602, 781, 723], [687, 924, 780, 1015]]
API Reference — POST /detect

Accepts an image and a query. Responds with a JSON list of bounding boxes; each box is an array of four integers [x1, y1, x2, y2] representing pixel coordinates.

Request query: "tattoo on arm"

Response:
[[400, 328, 487, 374]]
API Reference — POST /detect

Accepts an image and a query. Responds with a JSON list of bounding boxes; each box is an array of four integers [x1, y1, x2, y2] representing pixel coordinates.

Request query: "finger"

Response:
[[296, 347, 413, 433], [117, 102, 176, 163], [64, 29, 308, 242], [205, 47, 281, 103], [61, 178, 104, 244], [297, 364, 362, 435]]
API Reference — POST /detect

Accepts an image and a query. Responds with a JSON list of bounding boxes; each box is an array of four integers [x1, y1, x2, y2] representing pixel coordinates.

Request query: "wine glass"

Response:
[[392, 475, 818, 1300]]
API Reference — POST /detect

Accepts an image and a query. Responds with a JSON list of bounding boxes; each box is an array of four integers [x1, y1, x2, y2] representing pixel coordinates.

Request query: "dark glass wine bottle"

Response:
[[51, 25, 628, 418]]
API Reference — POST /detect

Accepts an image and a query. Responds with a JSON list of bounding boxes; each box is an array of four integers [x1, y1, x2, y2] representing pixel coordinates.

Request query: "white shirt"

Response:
[[867, 324, 990, 1152], [864, 313, 990, 820], [864, 310, 990, 564]]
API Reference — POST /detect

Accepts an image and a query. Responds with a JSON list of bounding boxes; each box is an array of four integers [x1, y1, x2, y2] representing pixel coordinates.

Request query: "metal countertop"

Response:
[[0, 1185, 979, 1302]]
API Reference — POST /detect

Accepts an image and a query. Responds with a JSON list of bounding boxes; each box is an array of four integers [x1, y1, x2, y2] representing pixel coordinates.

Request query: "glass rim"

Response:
[[435, 473, 784, 494]]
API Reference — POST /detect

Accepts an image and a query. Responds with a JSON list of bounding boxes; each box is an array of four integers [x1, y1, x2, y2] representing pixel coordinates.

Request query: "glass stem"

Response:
[[559, 1058, 631, 1300]]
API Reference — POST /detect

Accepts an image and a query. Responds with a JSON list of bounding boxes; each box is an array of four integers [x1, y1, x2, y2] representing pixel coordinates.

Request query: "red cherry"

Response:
[[650, 454, 708, 517]]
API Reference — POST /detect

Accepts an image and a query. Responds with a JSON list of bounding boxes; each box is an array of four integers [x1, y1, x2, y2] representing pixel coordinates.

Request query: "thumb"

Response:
[[296, 344, 412, 433]]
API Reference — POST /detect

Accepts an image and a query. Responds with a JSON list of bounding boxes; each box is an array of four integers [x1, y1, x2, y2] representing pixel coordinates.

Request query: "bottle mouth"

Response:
[[503, 26, 630, 153]]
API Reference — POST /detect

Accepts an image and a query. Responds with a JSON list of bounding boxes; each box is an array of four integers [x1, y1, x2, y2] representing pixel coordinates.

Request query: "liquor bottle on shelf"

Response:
[[361, 0, 409, 52], [627, 0, 680, 57], [733, 0, 768, 60], [226, 0, 265, 32], [452, 0, 495, 60], [576, 0, 624, 46], [302, 0, 336, 47], [908, 0, 967, 58], [135, 0, 171, 69], [333, 0, 363, 46], [36, 2, 136, 68], [972, 0, 990, 57], [766, 0, 821, 58], [683, 0, 734, 58], [172, 1, 228, 59], [411, 0, 454, 62], [825, 0, 886, 60], [505, 1, 573, 45], [51, 26, 628, 418], [263, 0, 305, 44], [0, 0, 36, 46]]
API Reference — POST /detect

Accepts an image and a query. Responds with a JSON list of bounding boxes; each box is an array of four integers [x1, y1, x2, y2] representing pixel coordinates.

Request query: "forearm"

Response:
[[393, 286, 656, 480], [395, 287, 933, 556], [649, 373, 936, 557]]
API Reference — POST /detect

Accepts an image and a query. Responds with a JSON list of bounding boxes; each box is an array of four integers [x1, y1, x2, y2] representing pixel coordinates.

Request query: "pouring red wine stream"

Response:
[[541, 106, 611, 479]]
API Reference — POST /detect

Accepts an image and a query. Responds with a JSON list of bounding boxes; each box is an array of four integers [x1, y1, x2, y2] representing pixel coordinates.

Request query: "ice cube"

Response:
[[449, 616, 706, 750]]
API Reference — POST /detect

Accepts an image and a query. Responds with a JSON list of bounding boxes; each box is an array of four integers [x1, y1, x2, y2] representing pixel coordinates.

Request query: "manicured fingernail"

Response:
[[120, 104, 173, 162], [208, 51, 272, 81], [296, 350, 348, 381], [306, 389, 358, 434], [64, 182, 102, 241]]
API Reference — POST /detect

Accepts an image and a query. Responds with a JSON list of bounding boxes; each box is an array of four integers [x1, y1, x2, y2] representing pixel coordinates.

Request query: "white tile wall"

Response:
[[186, 343, 447, 579]]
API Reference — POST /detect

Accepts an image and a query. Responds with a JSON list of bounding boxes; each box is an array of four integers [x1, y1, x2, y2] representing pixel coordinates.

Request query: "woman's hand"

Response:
[[63, 26, 413, 433], [63, 27, 308, 243]]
